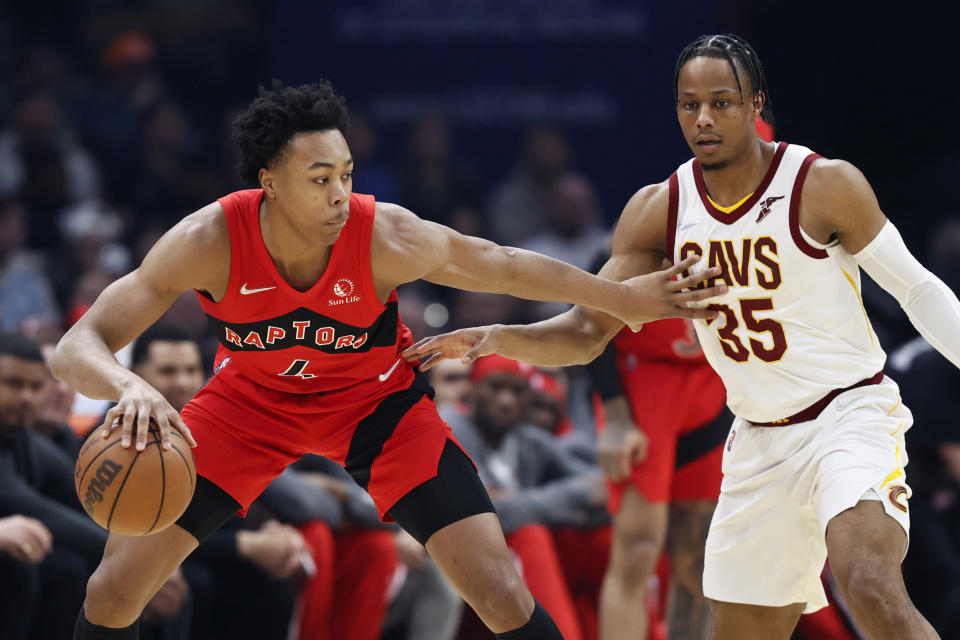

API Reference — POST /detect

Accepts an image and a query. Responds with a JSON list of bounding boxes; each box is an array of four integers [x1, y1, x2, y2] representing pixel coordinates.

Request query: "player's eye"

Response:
[[315, 177, 329, 185], [683, 102, 697, 111], [343, 172, 353, 181], [715, 99, 729, 108]]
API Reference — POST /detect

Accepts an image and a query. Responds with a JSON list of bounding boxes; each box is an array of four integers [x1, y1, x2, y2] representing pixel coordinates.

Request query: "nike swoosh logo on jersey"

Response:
[[378, 358, 401, 382], [240, 283, 277, 295]]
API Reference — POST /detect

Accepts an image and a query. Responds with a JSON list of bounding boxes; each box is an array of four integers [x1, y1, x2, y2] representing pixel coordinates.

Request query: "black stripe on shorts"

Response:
[[674, 406, 733, 469], [344, 375, 433, 491]]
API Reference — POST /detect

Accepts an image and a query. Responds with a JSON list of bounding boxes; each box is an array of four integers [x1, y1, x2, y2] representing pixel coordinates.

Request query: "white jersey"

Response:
[[669, 142, 887, 423]]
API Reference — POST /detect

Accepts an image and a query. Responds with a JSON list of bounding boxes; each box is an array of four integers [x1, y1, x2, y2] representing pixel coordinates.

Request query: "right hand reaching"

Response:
[[402, 325, 503, 371], [614, 255, 726, 330], [99, 379, 196, 451]]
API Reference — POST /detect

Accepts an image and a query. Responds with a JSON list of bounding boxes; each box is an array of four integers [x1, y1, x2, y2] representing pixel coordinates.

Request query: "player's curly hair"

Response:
[[232, 79, 349, 186], [674, 34, 774, 126]]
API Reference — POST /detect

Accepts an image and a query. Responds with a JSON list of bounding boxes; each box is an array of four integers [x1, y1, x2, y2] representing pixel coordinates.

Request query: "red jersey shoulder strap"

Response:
[[345, 193, 383, 315], [212, 189, 266, 308]]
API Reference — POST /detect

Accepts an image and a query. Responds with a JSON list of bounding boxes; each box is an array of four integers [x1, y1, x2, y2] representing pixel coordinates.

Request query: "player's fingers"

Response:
[[155, 410, 172, 450], [662, 254, 701, 279], [100, 406, 122, 438], [170, 413, 197, 448], [416, 352, 444, 371], [401, 337, 437, 359], [121, 407, 136, 448], [671, 305, 720, 320], [135, 406, 151, 451], [671, 266, 722, 292], [675, 284, 728, 303]]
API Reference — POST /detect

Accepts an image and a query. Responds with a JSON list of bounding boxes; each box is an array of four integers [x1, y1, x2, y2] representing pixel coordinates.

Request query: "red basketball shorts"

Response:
[[604, 361, 729, 512], [180, 363, 466, 520]]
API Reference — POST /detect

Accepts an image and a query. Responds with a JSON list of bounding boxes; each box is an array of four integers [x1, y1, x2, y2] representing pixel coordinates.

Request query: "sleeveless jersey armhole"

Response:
[[352, 194, 388, 315], [789, 154, 829, 259], [665, 172, 680, 264], [206, 195, 245, 307]]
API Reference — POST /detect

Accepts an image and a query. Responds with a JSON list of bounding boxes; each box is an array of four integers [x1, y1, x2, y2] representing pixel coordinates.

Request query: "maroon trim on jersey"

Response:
[[789, 153, 829, 259], [693, 141, 788, 224], [665, 172, 680, 263], [751, 372, 883, 426]]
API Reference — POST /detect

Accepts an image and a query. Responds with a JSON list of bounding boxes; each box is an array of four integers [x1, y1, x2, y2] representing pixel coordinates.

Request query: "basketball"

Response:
[[74, 420, 196, 536]]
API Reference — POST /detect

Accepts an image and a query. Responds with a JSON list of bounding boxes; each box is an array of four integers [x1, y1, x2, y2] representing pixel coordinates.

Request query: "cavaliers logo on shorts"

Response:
[[726, 428, 737, 452], [887, 485, 909, 513]]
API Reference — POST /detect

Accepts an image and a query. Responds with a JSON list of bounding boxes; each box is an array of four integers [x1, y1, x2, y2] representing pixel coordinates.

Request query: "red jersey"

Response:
[[196, 189, 415, 398], [613, 318, 707, 365]]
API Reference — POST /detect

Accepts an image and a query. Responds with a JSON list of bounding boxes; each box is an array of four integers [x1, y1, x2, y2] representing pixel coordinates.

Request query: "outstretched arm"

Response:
[[400, 183, 724, 368], [803, 160, 960, 369], [51, 203, 228, 449], [373, 198, 723, 331]]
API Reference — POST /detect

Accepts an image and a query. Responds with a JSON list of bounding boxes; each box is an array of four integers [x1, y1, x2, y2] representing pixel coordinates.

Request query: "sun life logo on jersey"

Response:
[[329, 278, 360, 306]]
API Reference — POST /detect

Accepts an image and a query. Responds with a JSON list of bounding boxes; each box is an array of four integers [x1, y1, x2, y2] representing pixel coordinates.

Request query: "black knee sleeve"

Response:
[[74, 609, 140, 639], [494, 601, 563, 639]]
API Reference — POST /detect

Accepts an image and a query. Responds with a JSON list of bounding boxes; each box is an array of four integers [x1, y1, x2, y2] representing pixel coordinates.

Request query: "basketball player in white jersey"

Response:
[[402, 34, 960, 640]]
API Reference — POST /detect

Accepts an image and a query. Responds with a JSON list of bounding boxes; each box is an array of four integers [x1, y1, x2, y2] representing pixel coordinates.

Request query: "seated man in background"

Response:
[[0, 333, 187, 639], [442, 355, 609, 640]]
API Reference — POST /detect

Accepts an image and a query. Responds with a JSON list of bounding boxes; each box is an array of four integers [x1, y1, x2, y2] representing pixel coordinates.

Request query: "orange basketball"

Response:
[[74, 421, 196, 536]]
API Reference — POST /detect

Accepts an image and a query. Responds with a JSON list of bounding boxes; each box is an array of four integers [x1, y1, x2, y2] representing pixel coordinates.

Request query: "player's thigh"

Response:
[[825, 499, 909, 596], [711, 600, 804, 640]]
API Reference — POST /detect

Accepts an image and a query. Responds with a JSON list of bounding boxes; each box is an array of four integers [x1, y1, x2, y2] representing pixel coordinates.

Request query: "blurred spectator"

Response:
[[0, 198, 61, 332], [348, 112, 399, 204], [73, 31, 165, 205], [521, 173, 607, 320], [0, 92, 101, 249], [441, 355, 609, 640], [32, 333, 81, 458], [894, 337, 960, 638], [488, 125, 571, 245], [428, 358, 472, 411], [0, 514, 53, 640], [522, 172, 607, 271], [0, 333, 109, 638], [271, 458, 400, 640], [398, 114, 482, 230]]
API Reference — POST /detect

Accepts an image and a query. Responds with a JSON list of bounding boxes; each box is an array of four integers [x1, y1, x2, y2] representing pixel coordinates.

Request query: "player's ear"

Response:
[[259, 168, 275, 196], [753, 91, 765, 118]]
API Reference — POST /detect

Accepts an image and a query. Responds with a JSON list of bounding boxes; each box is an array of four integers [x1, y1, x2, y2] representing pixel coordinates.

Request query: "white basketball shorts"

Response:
[[702, 376, 912, 613]]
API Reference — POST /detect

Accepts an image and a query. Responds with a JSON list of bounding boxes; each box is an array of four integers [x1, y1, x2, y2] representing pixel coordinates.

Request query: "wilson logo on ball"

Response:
[[83, 459, 123, 515]]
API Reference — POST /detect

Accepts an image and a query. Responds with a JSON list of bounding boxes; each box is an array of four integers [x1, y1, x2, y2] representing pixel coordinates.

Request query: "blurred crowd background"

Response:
[[1, 1, 959, 639]]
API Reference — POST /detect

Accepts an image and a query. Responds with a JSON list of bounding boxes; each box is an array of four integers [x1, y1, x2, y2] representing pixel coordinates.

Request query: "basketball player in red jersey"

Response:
[[404, 34, 960, 640], [52, 81, 726, 640], [589, 315, 728, 640]]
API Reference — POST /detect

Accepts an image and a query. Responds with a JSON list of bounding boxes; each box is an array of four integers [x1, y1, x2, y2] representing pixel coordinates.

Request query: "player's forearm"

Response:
[[51, 326, 144, 402], [492, 310, 615, 366]]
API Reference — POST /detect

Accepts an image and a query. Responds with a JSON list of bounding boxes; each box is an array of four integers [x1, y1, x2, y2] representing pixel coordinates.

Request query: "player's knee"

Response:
[[610, 534, 661, 589], [837, 562, 907, 616], [478, 569, 532, 624], [84, 566, 151, 625]]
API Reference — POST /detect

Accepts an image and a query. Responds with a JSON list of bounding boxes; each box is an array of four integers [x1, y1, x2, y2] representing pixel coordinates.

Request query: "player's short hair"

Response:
[[232, 79, 349, 186], [132, 324, 197, 367], [0, 333, 43, 362], [674, 34, 774, 125]]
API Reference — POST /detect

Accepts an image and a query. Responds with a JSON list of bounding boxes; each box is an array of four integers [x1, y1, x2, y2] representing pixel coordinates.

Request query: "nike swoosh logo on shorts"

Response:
[[379, 359, 401, 382], [240, 283, 277, 295]]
